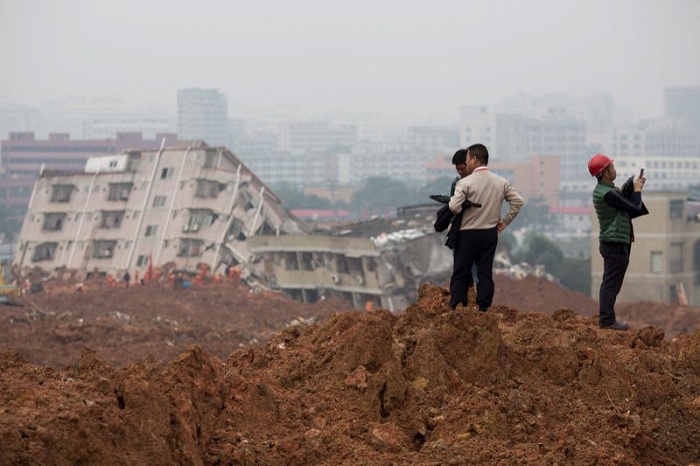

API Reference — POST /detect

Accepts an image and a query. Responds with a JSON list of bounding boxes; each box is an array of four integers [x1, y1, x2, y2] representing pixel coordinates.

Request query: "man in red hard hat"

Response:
[[589, 154, 648, 330]]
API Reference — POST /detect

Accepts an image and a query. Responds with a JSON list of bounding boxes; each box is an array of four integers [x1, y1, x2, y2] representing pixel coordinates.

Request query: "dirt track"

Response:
[[1, 276, 700, 464]]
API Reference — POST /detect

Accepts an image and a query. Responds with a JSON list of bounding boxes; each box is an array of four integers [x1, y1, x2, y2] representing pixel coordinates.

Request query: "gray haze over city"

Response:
[[2, 0, 699, 122]]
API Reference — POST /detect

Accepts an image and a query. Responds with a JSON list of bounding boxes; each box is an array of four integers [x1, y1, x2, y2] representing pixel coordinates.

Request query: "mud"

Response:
[[1, 276, 699, 465]]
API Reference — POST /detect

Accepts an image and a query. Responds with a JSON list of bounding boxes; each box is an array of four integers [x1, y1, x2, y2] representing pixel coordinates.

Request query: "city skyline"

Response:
[[2, 0, 699, 124]]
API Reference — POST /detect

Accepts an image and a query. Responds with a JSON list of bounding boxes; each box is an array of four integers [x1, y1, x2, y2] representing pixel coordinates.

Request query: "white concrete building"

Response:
[[14, 142, 303, 276]]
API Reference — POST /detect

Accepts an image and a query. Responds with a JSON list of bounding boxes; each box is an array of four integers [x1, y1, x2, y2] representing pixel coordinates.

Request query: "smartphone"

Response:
[[639, 167, 644, 179]]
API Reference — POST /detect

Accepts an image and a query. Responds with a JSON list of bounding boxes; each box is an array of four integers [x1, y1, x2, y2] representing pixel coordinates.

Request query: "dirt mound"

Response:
[[1, 280, 351, 368], [2, 282, 700, 464]]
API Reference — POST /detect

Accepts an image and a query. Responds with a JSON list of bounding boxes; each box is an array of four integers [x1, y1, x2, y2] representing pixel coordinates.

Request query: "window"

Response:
[[32, 242, 58, 262], [42, 213, 66, 231], [145, 225, 158, 237], [284, 252, 299, 271], [92, 240, 117, 259], [136, 255, 150, 266], [50, 184, 74, 202], [670, 243, 683, 273], [100, 210, 125, 229], [178, 239, 204, 257], [184, 209, 217, 232], [153, 195, 167, 207], [203, 151, 217, 168], [195, 179, 223, 198], [160, 167, 173, 179], [109, 160, 118, 168], [650, 251, 663, 274], [108, 183, 133, 201], [669, 200, 683, 219]]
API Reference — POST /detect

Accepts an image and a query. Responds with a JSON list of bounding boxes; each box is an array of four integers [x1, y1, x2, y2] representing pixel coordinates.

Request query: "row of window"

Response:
[[38, 209, 218, 234], [48, 178, 227, 203], [30, 237, 206, 262]]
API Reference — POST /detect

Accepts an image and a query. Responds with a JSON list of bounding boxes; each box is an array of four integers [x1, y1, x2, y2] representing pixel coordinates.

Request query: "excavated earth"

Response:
[[1, 275, 700, 465]]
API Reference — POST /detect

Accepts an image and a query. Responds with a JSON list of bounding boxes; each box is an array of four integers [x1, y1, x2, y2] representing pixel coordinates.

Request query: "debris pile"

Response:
[[1, 278, 700, 464]]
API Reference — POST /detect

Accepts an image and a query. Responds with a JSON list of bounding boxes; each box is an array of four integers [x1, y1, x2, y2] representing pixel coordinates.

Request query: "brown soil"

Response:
[[1, 276, 700, 465]]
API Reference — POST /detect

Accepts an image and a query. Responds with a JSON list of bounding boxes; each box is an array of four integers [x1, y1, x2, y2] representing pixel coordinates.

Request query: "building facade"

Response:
[[177, 88, 228, 147], [13, 143, 303, 277], [591, 191, 700, 306], [425, 154, 561, 208]]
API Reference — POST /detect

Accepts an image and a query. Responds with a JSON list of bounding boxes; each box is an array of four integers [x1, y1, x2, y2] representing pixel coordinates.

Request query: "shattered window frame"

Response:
[[31, 242, 58, 262]]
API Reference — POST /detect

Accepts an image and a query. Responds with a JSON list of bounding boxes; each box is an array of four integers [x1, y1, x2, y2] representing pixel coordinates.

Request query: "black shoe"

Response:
[[600, 321, 630, 331]]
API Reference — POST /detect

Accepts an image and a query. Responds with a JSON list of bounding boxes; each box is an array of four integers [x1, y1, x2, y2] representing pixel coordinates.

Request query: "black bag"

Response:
[[445, 212, 463, 249], [434, 204, 454, 232]]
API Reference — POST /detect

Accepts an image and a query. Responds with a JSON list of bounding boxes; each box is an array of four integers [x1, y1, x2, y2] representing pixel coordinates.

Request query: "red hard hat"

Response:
[[588, 154, 613, 177]]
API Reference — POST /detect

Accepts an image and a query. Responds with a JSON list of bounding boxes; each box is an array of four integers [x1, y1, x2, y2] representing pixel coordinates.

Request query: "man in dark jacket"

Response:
[[588, 154, 649, 330]]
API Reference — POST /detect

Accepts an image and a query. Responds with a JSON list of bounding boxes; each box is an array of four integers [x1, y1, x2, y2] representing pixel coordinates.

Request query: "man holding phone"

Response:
[[588, 154, 649, 330]]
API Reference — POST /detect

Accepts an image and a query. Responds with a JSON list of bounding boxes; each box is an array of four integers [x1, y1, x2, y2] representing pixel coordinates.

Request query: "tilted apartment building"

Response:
[[13, 141, 304, 276]]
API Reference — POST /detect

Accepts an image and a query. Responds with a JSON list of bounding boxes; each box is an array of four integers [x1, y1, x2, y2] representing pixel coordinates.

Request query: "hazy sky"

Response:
[[2, 0, 699, 122]]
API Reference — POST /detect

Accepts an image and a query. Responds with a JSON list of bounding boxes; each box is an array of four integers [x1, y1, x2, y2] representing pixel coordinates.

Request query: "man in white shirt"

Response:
[[448, 144, 523, 311]]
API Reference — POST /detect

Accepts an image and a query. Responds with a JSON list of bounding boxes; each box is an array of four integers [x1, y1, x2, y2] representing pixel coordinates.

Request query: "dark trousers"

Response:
[[598, 241, 630, 326], [450, 228, 498, 310]]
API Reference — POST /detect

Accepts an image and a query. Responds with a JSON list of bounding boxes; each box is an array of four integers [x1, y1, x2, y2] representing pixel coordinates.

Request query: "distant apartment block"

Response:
[[177, 89, 228, 147], [608, 118, 700, 159], [425, 154, 561, 207], [338, 150, 436, 186], [39, 97, 171, 140], [406, 125, 459, 152], [665, 86, 700, 131], [0, 132, 177, 220], [243, 151, 336, 187], [612, 155, 700, 191], [458, 105, 588, 183], [83, 117, 172, 140], [13, 143, 302, 276], [277, 122, 358, 153], [591, 191, 700, 306]]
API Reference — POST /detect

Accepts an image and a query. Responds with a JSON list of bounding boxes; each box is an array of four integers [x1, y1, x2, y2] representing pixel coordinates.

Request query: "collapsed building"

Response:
[[13, 141, 454, 310], [248, 205, 453, 311]]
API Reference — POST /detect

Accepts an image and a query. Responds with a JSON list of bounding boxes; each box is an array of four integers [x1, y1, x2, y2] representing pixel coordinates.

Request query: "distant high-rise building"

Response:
[[177, 89, 228, 147], [665, 86, 700, 131]]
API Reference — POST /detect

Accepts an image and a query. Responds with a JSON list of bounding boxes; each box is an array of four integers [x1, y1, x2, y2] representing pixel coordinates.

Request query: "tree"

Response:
[[513, 231, 591, 294], [553, 257, 591, 295], [510, 196, 557, 231], [271, 183, 333, 210], [517, 232, 564, 271], [350, 177, 410, 213], [497, 229, 517, 255], [416, 176, 456, 201]]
